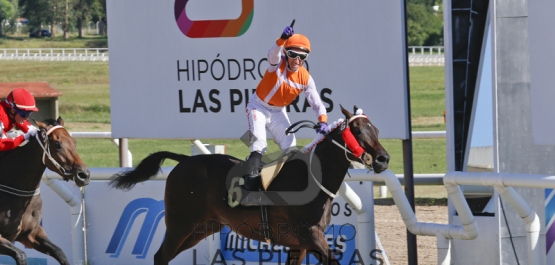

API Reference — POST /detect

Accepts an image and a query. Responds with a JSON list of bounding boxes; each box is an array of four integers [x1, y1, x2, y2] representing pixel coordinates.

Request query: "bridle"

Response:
[[36, 125, 73, 177]]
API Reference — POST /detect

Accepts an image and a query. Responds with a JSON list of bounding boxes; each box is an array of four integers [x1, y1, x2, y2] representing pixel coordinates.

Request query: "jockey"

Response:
[[244, 24, 328, 191], [0, 88, 39, 151]]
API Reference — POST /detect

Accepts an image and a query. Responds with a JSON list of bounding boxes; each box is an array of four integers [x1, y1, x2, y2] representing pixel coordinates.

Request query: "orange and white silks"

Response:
[[246, 40, 328, 154], [254, 40, 327, 123]]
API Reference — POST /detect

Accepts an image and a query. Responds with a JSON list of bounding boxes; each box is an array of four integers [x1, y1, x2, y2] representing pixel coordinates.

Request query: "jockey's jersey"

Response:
[[0, 101, 32, 151], [255, 39, 327, 123]]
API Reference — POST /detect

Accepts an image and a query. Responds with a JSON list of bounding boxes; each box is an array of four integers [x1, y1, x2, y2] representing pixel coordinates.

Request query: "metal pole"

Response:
[[118, 138, 130, 167], [402, 0, 417, 263], [403, 140, 417, 264]]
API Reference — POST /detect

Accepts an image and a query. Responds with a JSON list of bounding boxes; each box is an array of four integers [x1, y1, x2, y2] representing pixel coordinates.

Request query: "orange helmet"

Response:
[[284, 34, 311, 53], [6, 88, 38, 112]]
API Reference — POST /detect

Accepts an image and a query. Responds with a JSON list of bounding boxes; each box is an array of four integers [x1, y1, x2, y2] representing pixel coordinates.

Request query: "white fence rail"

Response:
[[408, 46, 444, 66], [0, 48, 109, 62], [0, 47, 444, 65]]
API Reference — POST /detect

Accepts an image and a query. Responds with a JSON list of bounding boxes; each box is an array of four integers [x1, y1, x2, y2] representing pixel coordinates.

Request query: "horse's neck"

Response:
[[313, 132, 352, 193], [0, 139, 46, 191]]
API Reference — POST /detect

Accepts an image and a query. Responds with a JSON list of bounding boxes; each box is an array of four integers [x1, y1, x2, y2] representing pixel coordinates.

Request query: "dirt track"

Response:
[[374, 201, 448, 265]]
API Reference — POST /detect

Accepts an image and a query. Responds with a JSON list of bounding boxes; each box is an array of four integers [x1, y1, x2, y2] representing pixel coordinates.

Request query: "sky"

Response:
[[470, 25, 494, 148]]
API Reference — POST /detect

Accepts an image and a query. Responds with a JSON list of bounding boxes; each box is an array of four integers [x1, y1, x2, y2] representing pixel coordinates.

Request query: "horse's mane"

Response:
[[301, 118, 345, 154]]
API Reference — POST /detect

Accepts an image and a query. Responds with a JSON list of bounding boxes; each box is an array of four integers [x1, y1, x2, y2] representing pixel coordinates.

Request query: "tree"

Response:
[[406, 1, 443, 46], [20, 0, 53, 35], [0, 0, 15, 36], [73, 0, 102, 38]]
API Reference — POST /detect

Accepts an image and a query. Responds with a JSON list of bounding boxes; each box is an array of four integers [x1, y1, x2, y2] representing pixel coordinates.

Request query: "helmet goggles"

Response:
[[14, 107, 32, 118], [285, 49, 309, 61]]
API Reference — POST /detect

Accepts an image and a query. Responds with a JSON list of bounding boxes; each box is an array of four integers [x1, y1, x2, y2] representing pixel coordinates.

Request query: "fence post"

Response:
[[118, 138, 131, 167]]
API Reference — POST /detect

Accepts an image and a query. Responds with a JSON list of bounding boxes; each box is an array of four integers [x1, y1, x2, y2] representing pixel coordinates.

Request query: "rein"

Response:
[[292, 114, 373, 199], [36, 125, 72, 176]]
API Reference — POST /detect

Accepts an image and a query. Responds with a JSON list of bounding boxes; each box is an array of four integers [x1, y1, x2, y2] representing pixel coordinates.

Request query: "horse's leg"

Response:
[[154, 216, 219, 265], [0, 237, 27, 265], [17, 226, 70, 265], [306, 232, 340, 265], [153, 226, 192, 265], [286, 248, 307, 265], [154, 221, 221, 265]]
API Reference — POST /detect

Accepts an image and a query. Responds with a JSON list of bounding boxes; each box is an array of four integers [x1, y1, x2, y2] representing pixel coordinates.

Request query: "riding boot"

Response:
[[243, 151, 262, 191]]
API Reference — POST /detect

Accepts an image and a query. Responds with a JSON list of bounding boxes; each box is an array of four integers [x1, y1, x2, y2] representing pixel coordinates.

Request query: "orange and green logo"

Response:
[[174, 0, 254, 38]]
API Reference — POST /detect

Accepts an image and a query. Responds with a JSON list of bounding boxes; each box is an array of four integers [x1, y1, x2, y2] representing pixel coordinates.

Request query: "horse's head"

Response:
[[340, 105, 390, 173], [36, 117, 90, 187]]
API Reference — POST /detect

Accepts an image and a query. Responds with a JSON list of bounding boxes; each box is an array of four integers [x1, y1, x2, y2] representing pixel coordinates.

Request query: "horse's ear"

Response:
[[340, 104, 353, 119], [353, 105, 359, 114], [36, 120, 46, 129], [57, 116, 64, 126]]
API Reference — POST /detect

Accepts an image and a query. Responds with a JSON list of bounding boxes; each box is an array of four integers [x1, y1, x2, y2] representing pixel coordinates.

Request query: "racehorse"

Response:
[[109, 105, 389, 265], [0, 117, 90, 265]]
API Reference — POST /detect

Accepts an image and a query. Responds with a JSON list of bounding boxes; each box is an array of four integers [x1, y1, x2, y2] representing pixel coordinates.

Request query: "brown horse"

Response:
[[0, 117, 90, 265], [109, 105, 389, 265]]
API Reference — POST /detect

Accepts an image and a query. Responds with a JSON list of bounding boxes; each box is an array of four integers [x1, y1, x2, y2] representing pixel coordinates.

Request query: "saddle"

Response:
[[259, 151, 296, 191]]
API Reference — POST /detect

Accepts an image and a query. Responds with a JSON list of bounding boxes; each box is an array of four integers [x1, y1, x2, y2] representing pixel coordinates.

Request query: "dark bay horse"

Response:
[[109, 105, 389, 265], [0, 117, 90, 265]]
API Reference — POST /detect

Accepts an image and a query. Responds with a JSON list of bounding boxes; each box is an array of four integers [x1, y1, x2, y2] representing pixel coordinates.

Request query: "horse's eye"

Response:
[[54, 141, 61, 149], [352, 129, 361, 135]]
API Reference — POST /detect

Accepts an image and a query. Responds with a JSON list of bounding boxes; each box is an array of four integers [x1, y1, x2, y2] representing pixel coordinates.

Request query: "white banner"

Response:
[[83, 181, 381, 264], [529, 0, 555, 145], [107, 0, 409, 139]]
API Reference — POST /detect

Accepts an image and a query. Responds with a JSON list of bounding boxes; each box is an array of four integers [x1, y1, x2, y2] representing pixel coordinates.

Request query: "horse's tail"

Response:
[[108, 151, 188, 190]]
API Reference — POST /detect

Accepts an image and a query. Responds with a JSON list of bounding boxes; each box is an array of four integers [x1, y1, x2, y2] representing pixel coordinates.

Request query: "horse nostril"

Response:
[[377, 154, 390, 164], [77, 170, 90, 181]]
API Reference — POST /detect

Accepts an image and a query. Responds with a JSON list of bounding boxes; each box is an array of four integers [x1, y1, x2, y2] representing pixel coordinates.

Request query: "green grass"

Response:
[[409, 67, 445, 115], [0, 61, 111, 123], [0, 35, 108, 49], [409, 66, 446, 131]]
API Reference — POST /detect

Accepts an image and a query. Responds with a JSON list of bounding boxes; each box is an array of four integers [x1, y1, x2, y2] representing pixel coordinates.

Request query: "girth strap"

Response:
[[0, 183, 40, 197]]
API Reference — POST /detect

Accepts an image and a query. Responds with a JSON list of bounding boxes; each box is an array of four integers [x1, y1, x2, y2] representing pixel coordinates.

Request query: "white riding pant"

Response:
[[246, 96, 296, 154]]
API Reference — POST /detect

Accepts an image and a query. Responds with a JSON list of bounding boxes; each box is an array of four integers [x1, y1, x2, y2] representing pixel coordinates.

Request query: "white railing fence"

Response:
[[408, 46, 444, 66], [0, 47, 445, 65], [0, 48, 109, 62]]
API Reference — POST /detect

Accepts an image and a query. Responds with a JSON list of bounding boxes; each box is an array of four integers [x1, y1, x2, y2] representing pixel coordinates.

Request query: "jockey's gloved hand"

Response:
[[24, 126, 37, 140], [316, 122, 329, 135], [281, 26, 294, 40]]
